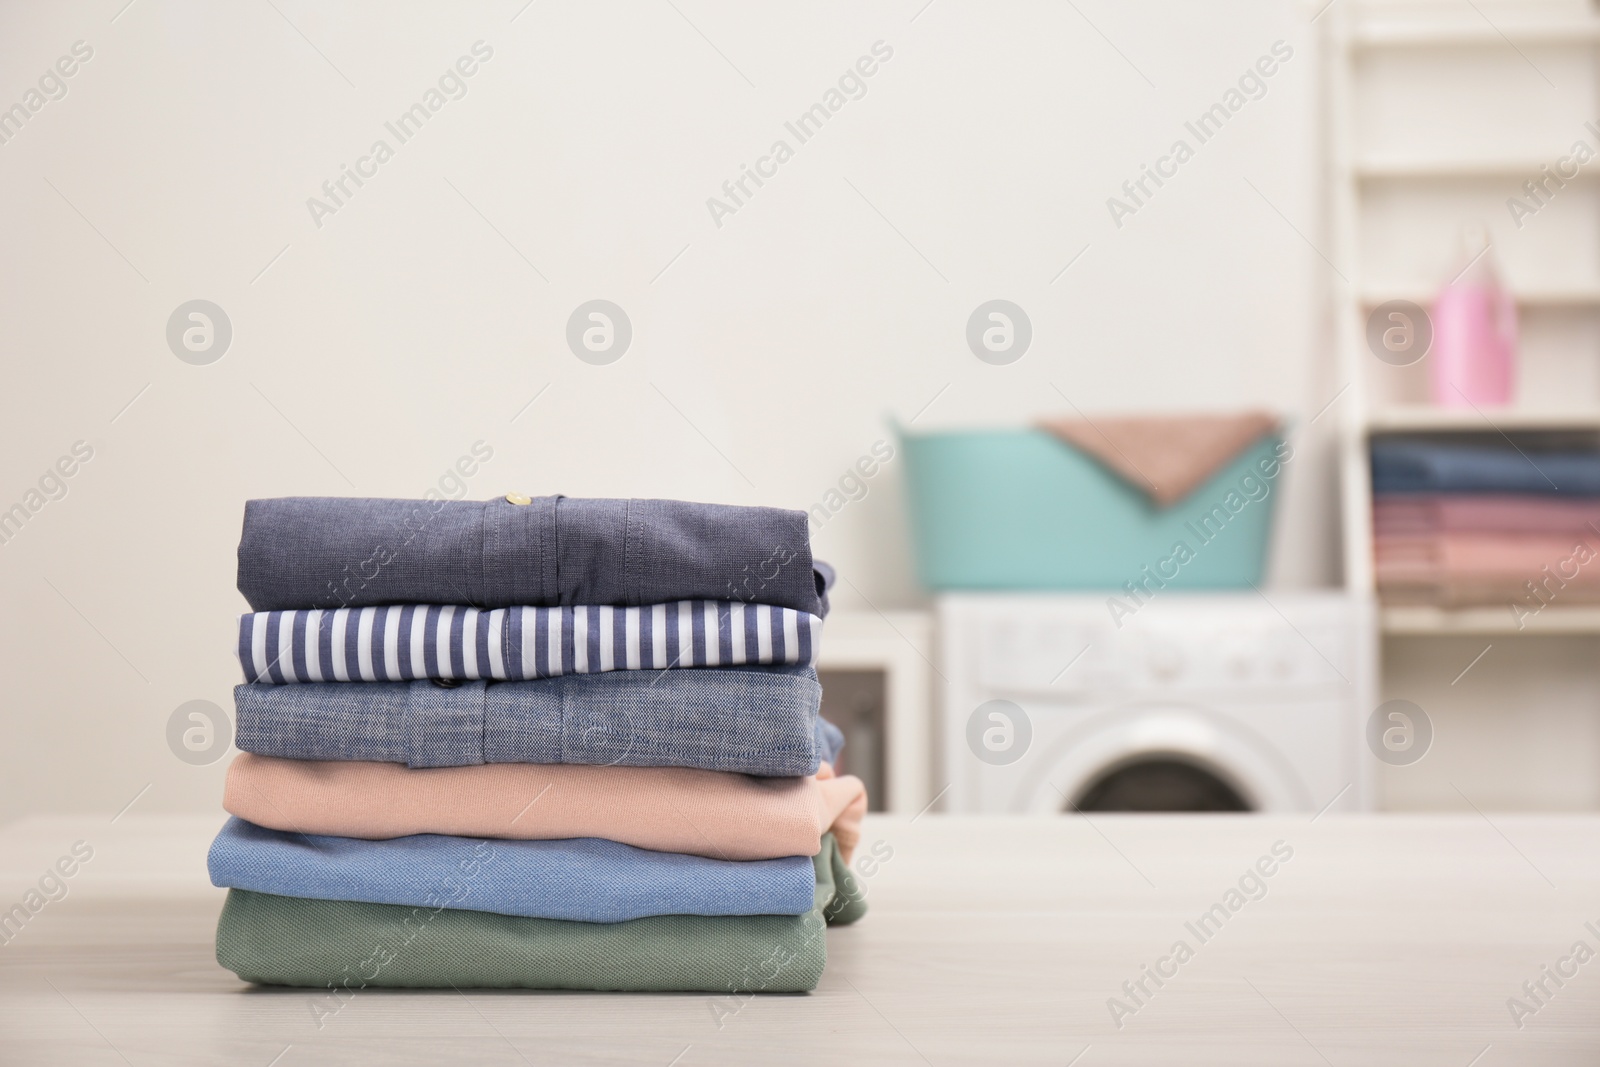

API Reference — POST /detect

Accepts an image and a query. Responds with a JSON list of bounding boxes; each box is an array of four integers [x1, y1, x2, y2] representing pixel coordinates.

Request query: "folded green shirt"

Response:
[[216, 834, 867, 993]]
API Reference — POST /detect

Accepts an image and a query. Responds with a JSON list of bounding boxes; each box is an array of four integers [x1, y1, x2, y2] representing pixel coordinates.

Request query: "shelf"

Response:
[[1340, 8, 1600, 652], [1361, 285, 1600, 309], [1352, 20, 1600, 48], [1355, 158, 1597, 180], [1383, 604, 1600, 635], [1366, 406, 1600, 433]]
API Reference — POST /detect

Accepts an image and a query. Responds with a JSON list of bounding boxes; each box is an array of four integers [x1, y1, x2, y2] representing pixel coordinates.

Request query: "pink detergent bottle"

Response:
[[1430, 225, 1518, 407]]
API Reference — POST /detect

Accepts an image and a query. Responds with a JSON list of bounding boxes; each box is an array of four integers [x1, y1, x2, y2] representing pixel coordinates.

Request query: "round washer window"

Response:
[[1073, 758, 1252, 812]]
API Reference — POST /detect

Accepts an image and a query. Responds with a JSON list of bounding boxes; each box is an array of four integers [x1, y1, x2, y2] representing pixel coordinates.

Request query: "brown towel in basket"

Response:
[[1037, 411, 1280, 507]]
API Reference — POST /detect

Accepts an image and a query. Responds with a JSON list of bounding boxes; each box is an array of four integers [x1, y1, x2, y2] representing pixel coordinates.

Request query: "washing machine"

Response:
[[939, 592, 1375, 814]]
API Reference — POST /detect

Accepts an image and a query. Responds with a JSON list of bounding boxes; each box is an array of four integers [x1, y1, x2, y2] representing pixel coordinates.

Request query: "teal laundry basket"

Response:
[[898, 426, 1283, 591]]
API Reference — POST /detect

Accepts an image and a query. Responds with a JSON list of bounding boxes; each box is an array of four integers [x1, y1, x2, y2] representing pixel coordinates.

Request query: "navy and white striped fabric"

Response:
[[237, 601, 821, 684]]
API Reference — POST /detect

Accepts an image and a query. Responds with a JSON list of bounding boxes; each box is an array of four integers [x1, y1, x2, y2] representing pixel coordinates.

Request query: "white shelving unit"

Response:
[[1330, 1, 1600, 637]]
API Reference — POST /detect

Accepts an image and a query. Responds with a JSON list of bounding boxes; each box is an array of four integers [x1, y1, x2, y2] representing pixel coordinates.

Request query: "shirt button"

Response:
[[505, 492, 532, 505]]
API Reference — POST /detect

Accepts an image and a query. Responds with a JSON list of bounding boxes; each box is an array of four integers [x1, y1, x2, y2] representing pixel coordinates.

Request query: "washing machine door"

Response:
[[1017, 702, 1315, 813]]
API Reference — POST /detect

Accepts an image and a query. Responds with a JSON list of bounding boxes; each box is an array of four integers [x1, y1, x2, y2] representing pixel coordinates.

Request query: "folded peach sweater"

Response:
[[223, 753, 866, 863]]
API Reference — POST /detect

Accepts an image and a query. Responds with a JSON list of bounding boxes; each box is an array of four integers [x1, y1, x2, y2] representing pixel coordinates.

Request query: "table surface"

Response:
[[2, 811, 1599, 1065]]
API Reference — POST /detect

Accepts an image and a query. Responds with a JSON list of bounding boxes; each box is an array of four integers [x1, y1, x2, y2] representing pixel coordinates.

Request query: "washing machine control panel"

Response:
[[974, 599, 1350, 695]]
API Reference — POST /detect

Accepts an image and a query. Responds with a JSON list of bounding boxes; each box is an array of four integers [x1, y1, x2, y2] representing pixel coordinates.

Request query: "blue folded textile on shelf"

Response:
[[234, 666, 840, 776], [237, 495, 830, 617], [1371, 440, 1600, 496], [207, 818, 817, 922]]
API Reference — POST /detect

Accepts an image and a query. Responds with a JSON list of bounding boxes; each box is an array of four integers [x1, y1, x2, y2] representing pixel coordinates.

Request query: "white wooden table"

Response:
[[2, 812, 1598, 1064]]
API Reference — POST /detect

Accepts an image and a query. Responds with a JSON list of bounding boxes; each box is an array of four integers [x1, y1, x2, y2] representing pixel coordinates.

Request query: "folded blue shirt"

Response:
[[237, 495, 831, 616], [207, 818, 817, 922], [234, 666, 840, 776], [1372, 440, 1600, 496]]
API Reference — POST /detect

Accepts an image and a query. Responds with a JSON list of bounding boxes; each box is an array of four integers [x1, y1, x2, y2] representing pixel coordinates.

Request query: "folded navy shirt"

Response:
[[238, 495, 830, 616], [208, 818, 816, 922], [234, 666, 841, 776], [1372, 440, 1600, 496]]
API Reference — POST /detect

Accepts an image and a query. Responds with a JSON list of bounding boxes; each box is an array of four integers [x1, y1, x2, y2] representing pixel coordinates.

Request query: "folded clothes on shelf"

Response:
[[1374, 531, 1600, 605], [1374, 494, 1600, 537], [1371, 440, 1600, 496], [234, 666, 833, 776], [238, 495, 830, 616], [209, 818, 818, 922], [236, 601, 820, 684], [215, 834, 867, 993], [223, 753, 867, 861]]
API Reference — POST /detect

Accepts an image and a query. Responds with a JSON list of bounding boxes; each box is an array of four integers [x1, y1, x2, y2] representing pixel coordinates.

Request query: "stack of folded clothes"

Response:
[[1372, 438, 1600, 608], [209, 495, 868, 995]]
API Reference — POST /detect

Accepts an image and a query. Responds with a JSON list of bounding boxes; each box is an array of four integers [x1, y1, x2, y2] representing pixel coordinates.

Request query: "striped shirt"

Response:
[[237, 601, 821, 684]]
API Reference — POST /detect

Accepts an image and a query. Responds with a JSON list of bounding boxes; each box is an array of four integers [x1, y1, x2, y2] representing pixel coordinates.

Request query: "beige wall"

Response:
[[0, 0, 1329, 821]]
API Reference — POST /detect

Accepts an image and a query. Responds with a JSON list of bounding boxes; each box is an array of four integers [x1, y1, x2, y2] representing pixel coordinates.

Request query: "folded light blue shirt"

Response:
[[234, 668, 841, 776], [208, 818, 816, 923]]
